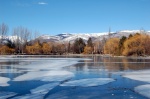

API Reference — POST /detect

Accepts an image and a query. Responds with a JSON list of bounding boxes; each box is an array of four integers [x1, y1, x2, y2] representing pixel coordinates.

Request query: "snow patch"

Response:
[[0, 77, 10, 86], [60, 78, 115, 87], [134, 84, 150, 98], [119, 30, 140, 33]]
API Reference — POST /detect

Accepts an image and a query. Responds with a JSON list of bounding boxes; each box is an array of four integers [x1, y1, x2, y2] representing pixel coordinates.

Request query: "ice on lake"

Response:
[[0, 92, 17, 99], [123, 70, 150, 83], [41, 73, 74, 82], [12, 94, 44, 99], [13, 82, 59, 99], [0, 76, 10, 86], [12, 58, 79, 82], [0, 69, 22, 73], [60, 78, 115, 87], [30, 82, 59, 94], [123, 70, 150, 98], [2, 56, 150, 98], [17, 60, 78, 70], [134, 84, 150, 98], [13, 70, 74, 82]]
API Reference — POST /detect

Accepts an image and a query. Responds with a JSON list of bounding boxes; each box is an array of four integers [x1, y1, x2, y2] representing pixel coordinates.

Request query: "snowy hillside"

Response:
[[62, 32, 108, 42], [37, 32, 110, 43], [1, 30, 150, 44], [36, 30, 150, 43]]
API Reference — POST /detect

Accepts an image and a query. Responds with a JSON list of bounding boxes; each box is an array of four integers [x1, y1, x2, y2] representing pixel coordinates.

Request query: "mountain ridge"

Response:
[[1, 30, 150, 44], [36, 30, 150, 43]]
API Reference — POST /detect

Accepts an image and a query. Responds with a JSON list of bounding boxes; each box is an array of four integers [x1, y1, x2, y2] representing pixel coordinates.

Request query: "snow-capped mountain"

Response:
[[1, 30, 150, 44], [62, 32, 109, 42], [111, 30, 150, 38], [37, 32, 110, 43], [36, 30, 150, 43]]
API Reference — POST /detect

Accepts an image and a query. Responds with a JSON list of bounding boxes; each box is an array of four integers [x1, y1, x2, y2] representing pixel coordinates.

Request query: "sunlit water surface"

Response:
[[0, 55, 150, 99]]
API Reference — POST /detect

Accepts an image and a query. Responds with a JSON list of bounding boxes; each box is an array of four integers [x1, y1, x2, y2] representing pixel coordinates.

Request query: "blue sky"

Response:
[[0, 0, 150, 35]]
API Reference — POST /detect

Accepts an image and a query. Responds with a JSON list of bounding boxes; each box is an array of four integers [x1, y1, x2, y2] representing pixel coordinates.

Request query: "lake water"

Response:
[[0, 55, 150, 99]]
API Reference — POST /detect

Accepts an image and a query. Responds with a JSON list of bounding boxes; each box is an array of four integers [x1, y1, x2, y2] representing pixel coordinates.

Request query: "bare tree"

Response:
[[12, 26, 31, 54], [0, 23, 9, 54], [0, 23, 8, 42]]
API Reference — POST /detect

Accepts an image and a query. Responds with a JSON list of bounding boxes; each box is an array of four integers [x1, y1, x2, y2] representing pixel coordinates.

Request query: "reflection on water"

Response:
[[72, 56, 150, 72], [0, 55, 150, 99]]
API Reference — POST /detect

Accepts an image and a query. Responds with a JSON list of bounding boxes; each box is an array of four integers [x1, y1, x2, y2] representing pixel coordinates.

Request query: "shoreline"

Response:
[[0, 54, 150, 59]]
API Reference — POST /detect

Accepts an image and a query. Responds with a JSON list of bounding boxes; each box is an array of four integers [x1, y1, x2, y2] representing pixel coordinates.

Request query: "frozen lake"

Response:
[[0, 55, 150, 99]]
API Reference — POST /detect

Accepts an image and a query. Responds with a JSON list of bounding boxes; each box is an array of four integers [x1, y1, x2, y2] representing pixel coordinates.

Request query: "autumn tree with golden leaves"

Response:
[[0, 46, 15, 55], [42, 42, 52, 54], [123, 34, 150, 56], [104, 38, 120, 55], [26, 41, 42, 54]]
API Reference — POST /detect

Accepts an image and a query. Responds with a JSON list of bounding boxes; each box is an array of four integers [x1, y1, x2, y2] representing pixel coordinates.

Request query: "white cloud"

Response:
[[38, 2, 48, 5]]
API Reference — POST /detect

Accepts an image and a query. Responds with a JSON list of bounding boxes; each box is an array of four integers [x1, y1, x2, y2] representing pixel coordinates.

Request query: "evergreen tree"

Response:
[[73, 38, 86, 54], [119, 36, 127, 55], [128, 34, 133, 39], [87, 37, 93, 47]]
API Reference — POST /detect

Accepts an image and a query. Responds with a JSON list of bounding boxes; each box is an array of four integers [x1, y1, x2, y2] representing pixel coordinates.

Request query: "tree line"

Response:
[[104, 33, 150, 56], [0, 23, 150, 56], [0, 23, 40, 54], [0, 23, 98, 55]]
